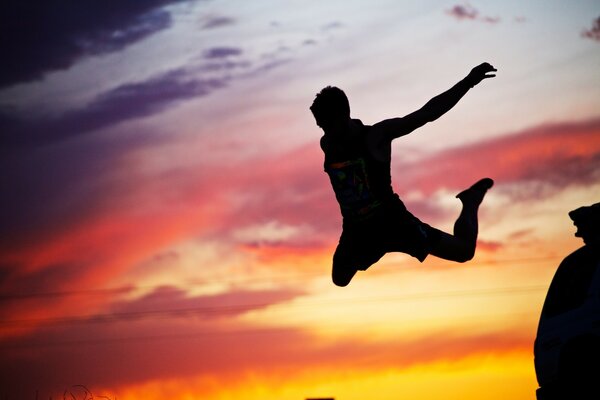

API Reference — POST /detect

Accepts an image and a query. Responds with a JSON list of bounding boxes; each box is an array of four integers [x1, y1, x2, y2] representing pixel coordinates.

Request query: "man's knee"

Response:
[[455, 245, 475, 263], [332, 261, 356, 287], [431, 235, 475, 263], [333, 275, 350, 287]]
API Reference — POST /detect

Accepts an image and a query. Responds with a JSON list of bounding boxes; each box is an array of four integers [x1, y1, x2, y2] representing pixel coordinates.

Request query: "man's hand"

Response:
[[466, 62, 497, 87]]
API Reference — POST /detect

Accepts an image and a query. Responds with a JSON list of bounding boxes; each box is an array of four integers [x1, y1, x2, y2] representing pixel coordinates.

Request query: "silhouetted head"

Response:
[[310, 86, 351, 135], [569, 202, 600, 245]]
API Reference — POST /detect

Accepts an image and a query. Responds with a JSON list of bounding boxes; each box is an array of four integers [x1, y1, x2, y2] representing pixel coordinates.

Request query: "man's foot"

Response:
[[456, 178, 494, 206]]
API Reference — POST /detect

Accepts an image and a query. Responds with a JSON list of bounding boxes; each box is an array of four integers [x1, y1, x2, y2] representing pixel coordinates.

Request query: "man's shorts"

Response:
[[333, 197, 442, 271]]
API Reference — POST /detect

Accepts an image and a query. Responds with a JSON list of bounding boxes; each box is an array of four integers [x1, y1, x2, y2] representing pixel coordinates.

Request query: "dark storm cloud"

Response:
[[0, 0, 186, 89]]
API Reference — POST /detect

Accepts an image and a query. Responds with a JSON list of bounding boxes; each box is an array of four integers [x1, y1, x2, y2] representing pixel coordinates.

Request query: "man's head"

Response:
[[569, 202, 600, 245], [310, 86, 350, 135]]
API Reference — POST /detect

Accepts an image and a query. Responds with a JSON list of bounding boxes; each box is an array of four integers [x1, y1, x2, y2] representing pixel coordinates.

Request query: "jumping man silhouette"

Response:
[[310, 62, 497, 286]]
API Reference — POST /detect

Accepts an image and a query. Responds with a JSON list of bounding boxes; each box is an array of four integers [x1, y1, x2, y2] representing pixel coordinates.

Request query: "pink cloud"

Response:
[[108, 285, 306, 319], [395, 118, 600, 197], [477, 240, 503, 253], [212, 118, 600, 258]]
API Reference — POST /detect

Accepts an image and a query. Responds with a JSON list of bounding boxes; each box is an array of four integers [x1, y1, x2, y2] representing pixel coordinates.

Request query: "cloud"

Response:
[[446, 4, 478, 20], [186, 117, 600, 268], [582, 17, 600, 42], [514, 16, 528, 24], [0, 316, 532, 398], [395, 118, 600, 198], [200, 15, 236, 30], [107, 285, 305, 319], [1, 40, 286, 149], [206, 143, 339, 242], [0, 20, 307, 285], [0, 0, 187, 89], [0, 67, 228, 147], [321, 21, 344, 31], [0, 45, 291, 262], [0, 285, 307, 394], [0, 66, 235, 259], [232, 221, 314, 247], [0, 39, 289, 251], [2, 117, 597, 340], [0, 286, 304, 334], [477, 240, 503, 253], [2, 117, 593, 396], [204, 46, 243, 59], [445, 3, 500, 24], [201, 118, 600, 253]]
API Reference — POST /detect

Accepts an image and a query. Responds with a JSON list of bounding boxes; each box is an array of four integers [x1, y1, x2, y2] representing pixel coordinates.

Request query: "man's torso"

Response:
[[321, 119, 397, 221]]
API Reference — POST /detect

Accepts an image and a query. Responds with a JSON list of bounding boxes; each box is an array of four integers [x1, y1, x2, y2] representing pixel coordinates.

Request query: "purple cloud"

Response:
[[446, 3, 500, 24], [0, 67, 228, 148], [446, 4, 479, 20], [514, 16, 528, 24], [322, 21, 344, 31], [200, 15, 236, 30], [0, 67, 232, 255], [204, 47, 244, 59], [0, 0, 187, 89], [582, 17, 600, 42]]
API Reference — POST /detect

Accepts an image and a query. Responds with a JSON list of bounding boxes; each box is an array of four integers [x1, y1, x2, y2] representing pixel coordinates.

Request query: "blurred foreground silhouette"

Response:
[[534, 202, 600, 399]]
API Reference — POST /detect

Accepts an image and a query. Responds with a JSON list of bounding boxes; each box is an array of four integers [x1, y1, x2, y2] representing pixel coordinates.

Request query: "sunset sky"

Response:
[[1, 1, 599, 399]]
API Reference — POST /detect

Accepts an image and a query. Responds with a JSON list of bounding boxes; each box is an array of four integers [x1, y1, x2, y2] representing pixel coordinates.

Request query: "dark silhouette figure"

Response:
[[534, 202, 600, 400], [310, 63, 497, 286]]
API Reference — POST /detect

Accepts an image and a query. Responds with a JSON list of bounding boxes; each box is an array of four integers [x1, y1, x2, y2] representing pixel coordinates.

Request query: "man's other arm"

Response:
[[372, 62, 497, 141]]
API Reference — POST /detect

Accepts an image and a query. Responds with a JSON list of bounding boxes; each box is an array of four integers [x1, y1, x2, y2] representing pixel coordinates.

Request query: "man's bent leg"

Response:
[[430, 178, 494, 263], [429, 230, 475, 263], [453, 178, 493, 242]]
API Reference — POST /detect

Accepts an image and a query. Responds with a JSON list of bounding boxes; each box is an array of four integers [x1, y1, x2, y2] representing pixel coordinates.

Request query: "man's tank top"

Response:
[[322, 120, 396, 221]]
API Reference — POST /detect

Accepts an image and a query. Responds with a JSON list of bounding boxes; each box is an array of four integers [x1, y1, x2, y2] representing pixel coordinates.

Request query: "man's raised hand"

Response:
[[466, 62, 497, 87]]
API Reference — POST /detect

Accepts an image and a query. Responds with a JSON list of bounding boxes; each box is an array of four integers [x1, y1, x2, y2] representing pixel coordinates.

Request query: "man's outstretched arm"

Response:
[[373, 62, 497, 141]]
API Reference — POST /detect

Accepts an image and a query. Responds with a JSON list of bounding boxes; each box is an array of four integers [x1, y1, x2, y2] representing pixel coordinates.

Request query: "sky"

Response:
[[0, 0, 599, 398]]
